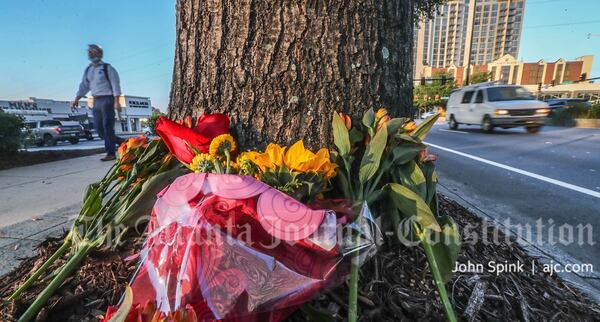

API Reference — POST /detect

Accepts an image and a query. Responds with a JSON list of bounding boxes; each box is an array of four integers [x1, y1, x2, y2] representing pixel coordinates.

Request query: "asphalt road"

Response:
[[426, 122, 600, 295]]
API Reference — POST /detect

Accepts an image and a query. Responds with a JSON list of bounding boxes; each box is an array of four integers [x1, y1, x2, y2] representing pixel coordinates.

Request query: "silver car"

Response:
[[25, 120, 84, 146]]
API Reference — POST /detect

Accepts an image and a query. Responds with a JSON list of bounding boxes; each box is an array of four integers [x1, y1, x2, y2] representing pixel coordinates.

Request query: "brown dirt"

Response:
[[0, 149, 104, 171], [2, 195, 600, 321], [0, 236, 142, 322]]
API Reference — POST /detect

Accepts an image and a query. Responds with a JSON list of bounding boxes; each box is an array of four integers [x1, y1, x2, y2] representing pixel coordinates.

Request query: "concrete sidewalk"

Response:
[[0, 154, 112, 275]]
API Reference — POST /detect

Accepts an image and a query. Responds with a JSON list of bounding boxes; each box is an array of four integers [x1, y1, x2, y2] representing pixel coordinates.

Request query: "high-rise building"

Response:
[[414, 0, 525, 78]]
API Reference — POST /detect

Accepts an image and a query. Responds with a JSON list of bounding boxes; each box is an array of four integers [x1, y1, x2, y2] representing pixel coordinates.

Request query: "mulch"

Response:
[[0, 149, 105, 171], [1, 195, 600, 321]]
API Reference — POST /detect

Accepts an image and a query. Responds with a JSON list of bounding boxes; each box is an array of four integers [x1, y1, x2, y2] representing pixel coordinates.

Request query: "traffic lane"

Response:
[[426, 124, 600, 191], [431, 145, 600, 270]]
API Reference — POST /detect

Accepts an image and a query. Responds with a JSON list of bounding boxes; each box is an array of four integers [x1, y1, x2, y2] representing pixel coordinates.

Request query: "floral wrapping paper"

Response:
[[118, 173, 376, 321]]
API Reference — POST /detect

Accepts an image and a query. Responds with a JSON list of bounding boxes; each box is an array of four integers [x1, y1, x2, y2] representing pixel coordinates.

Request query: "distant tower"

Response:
[[414, 0, 525, 77]]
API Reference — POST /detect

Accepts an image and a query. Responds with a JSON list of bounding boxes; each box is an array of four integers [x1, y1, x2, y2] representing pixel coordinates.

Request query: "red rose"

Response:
[[155, 114, 230, 164]]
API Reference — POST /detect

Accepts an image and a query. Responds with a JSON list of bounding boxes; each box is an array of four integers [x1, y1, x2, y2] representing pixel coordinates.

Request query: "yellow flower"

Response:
[[300, 147, 337, 178], [375, 108, 388, 120], [209, 134, 237, 158], [236, 151, 261, 175], [247, 141, 337, 179], [284, 140, 337, 178], [189, 153, 215, 173], [285, 141, 316, 171], [253, 143, 286, 171]]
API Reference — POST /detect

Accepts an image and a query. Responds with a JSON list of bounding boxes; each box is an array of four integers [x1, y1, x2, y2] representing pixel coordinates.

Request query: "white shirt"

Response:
[[76, 61, 122, 97]]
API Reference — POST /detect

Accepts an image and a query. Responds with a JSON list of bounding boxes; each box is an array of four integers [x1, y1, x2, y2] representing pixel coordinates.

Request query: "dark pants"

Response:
[[93, 96, 123, 156]]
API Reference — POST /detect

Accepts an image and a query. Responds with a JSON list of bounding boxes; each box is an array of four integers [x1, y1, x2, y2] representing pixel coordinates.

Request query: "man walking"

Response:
[[71, 44, 123, 161]]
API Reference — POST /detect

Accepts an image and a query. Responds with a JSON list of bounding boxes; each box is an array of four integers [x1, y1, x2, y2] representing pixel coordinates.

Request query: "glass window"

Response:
[[40, 120, 60, 127], [461, 91, 475, 103], [512, 66, 520, 84], [487, 86, 535, 102], [474, 90, 484, 103]]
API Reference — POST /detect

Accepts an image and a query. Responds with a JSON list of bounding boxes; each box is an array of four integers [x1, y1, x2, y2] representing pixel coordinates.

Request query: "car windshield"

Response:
[[487, 87, 535, 102]]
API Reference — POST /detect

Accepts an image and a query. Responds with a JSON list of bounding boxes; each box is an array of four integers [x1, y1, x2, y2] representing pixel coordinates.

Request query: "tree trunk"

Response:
[[169, 0, 414, 149]]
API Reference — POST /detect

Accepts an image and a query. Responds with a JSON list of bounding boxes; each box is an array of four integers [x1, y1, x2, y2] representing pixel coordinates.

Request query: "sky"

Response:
[[0, 0, 599, 111]]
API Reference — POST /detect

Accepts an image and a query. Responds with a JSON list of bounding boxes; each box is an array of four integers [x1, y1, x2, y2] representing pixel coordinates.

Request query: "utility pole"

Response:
[[465, 0, 477, 86]]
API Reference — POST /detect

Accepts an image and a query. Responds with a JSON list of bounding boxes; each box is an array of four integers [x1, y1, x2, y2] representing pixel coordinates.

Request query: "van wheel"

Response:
[[44, 134, 56, 146], [526, 126, 541, 134], [482, 116, 494, 133], [449, 115, 459, 130]]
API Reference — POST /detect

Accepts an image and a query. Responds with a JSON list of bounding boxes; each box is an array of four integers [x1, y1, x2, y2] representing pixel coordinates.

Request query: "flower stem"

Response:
[[348, 250, 360, 322], [225, 151, 231, 174], [417, 225, 458, 322], [9, 238, 71, 300], [17, 241, 94, 322]]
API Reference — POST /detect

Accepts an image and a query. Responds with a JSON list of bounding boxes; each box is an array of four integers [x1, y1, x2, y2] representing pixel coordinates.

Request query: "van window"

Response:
[[461, 91, 475, 103], [474, 90, 484, 103], [487, 86, 535, 102]]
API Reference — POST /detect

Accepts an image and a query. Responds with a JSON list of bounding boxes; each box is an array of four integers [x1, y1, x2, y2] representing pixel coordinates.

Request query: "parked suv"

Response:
[[446, 84, 551, 133], [544, 98, 592, 110], [25, 120, 84, 146]]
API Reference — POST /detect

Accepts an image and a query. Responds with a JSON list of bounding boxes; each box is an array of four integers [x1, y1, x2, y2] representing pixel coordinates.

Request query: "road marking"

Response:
[[425, 142, 600, 199], [439, 129, 469, 134]]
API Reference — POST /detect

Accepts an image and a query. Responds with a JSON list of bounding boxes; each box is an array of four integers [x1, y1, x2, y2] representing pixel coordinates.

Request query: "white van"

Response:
[[445, 84, 551, 133]]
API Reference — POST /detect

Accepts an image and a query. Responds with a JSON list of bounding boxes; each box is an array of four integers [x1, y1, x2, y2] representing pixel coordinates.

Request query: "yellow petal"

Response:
[[285, 140, 313, 171]]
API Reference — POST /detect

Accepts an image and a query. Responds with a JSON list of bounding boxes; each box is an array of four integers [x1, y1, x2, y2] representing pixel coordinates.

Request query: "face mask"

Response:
[[89, 56, 101, 63]]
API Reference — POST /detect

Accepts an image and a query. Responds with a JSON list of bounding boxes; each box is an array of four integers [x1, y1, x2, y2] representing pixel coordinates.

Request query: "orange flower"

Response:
[[118, 141, 127, 156], [183, 115, 193, 128], [126, 135, 147, 150], [403, 120, 417, 133], [377, 115, 391, 131], [120, 152, 136, 164], [338, 112, 351, 130]]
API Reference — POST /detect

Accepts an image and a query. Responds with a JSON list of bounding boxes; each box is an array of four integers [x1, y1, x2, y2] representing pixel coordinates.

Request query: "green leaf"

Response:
[[348, 127, 364, 145], [116, 168, 185, 226], [107, 285, 133, 322], [430, 216, 462, 283], [385, 117, 408, 134], [418, 224, 459, 322], [335, 170, 353, 200], [362, 107, 375, 129], [386, 183, 440, 232], [412, 113, 440, 141], [420, 161, 438, 206], [392, 142, 426, 165], [332, 112, 351, 156], [136, 140, 162, 164], [394, 133, 422, 144], [395, 161, 427, 200], [359, 125, 388, 184]]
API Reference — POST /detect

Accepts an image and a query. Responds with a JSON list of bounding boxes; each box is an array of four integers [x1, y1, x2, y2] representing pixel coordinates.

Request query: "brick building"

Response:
[[416, 54, 594, 87]]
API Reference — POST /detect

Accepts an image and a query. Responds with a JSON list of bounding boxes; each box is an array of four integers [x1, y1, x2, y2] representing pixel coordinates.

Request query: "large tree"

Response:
[[168, 0, 418, 149]]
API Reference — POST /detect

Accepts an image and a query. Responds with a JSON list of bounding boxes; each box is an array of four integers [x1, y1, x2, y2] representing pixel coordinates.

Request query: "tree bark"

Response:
[[169, 0, 414, 149]]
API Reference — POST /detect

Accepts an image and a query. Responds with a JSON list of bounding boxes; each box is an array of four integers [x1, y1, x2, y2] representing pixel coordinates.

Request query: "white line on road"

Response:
[[425, 142, 600, 199], [439, 129, 469, 134]]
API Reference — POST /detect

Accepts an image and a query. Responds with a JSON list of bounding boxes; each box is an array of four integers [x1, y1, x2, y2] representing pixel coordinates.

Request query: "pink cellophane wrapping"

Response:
[[126, 173, 356, 321]]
